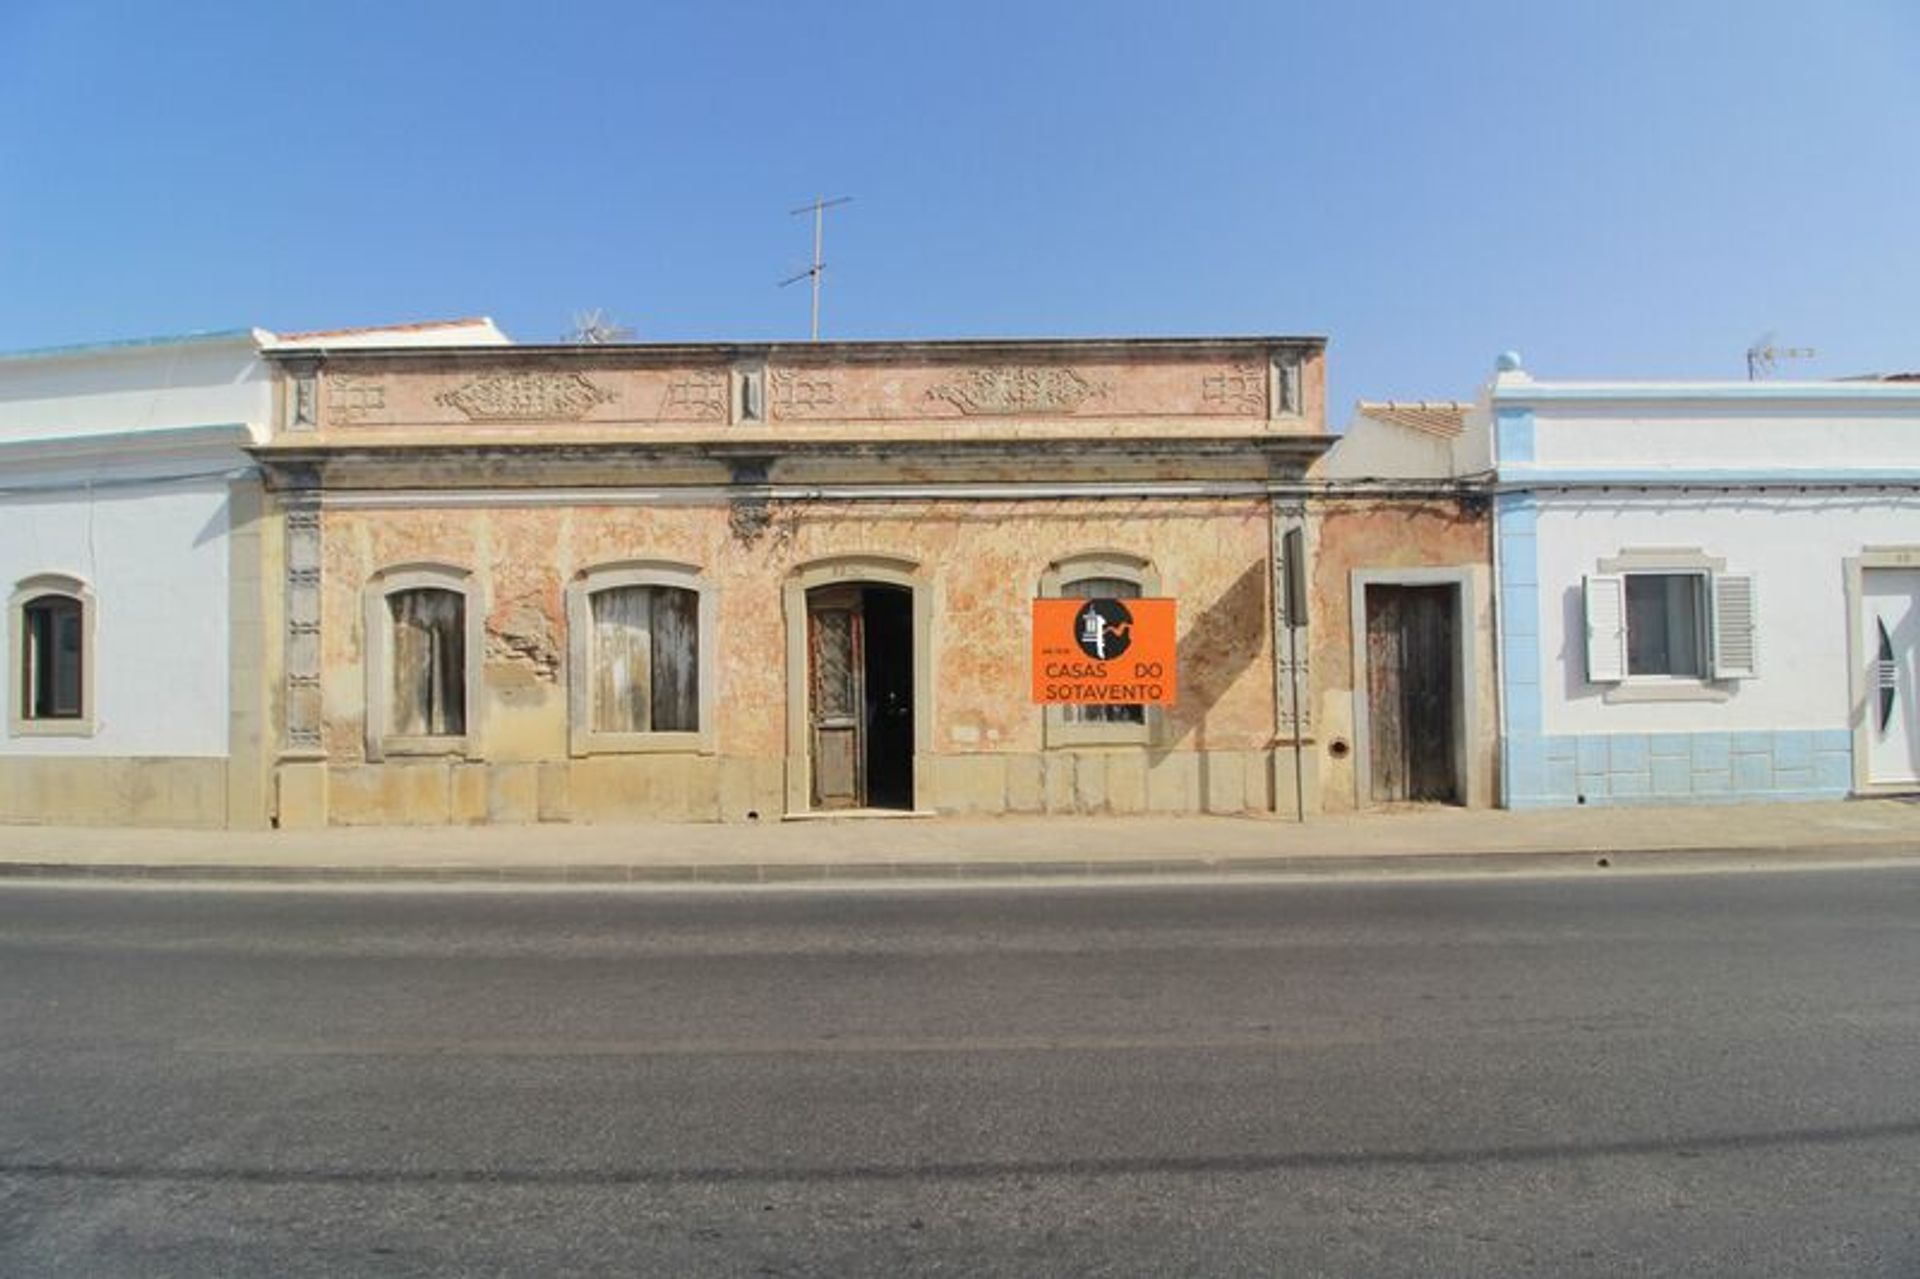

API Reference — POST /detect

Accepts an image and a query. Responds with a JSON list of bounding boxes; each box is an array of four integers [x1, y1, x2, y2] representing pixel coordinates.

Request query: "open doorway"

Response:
[[806, 583, 915, 810]]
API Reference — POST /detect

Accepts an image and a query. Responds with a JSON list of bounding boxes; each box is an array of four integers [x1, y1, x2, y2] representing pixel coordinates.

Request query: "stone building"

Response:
[[1309, 400, 1497, 811], [255, 337, 1330, 826]]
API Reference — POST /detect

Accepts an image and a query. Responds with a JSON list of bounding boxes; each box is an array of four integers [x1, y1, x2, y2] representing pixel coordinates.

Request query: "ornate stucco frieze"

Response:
[[661, 370, 729, 421], [926, 366, 1108, 416], [326, 374, 388, 425], [1201, 364, 1267, 414], [769, 367, 838, 419], [435, 372, 617, 422]]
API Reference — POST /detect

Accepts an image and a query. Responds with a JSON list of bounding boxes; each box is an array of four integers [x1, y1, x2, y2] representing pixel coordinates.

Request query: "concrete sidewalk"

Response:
[[0, 798, 1916, 883]]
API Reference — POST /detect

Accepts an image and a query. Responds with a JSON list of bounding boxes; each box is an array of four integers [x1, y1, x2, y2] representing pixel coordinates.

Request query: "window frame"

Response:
[[363, 564, 484, 761], [1039, 551, 1163, 749], [1584, 548, 1752, 704], [9, 574, 96, 738], [566, 561, 716, 756]]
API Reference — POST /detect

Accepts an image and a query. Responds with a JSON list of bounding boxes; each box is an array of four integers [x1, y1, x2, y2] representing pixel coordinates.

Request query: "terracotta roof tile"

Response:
[[1353, 400, 1470, 439]]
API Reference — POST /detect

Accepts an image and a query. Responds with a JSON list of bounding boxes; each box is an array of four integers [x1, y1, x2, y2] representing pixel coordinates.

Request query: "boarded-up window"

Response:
[[590, 585, 699, 733], [1063, 576, 1145, 725], [22, 594, 83, 720], [389, 588, 465, 736]]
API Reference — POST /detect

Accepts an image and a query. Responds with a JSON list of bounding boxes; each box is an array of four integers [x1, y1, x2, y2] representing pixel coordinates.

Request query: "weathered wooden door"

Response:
[[1366, 585, 1458, 804], [808, 586, 865, 809]]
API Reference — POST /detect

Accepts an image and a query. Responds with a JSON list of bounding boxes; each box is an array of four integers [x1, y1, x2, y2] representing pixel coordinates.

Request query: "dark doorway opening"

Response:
[[1365, 583, 1460, 804], [806, 583, 915, 811]]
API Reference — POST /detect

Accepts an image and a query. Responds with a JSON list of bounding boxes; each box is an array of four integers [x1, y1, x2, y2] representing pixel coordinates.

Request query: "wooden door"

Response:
[[1366, 585, 1458, 804], [808, 587, 865, 809]]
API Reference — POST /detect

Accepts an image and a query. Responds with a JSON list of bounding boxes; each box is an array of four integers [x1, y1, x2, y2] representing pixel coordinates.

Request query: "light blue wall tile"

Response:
[[1496, 492, 1537, 532], [1732, 731, 1773, 756], [1733, 753, 1773, 792], [1578, 774, 1610, 800], [1649, 734, 1691, 758], [1506, 635, 1541, 686], [1496, 408, 1536, 464], [1691, 733, 1731, 771], [1500, 536, 1538, 588], [1774, 767, 1815, 792], [1651, 756, 1692, 794], [1501, 586, 1538, 636], [1812, 728, 1852, 754], [1610, 735, 1649, 773], [1609, 771, 1651, 797], [1578, 737, 1609, 774], [1692, 770, 1731, 794], [1509, 747, 1547, 799], [1814, 751, 1853, 791], [1504, 682, 1542, 735], [1546, 758, 1578, 799], [1773, 732, 1814, 770]]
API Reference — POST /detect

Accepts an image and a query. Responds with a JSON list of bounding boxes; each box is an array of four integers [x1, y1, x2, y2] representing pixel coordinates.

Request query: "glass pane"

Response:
[[812, 610, 857, 718], [1062, 575, 1145, 725], [390, 589, 465, 736], [1625, 574, 1702, 677], [591, 587, 651, 733], [24, 596, 82, 720]]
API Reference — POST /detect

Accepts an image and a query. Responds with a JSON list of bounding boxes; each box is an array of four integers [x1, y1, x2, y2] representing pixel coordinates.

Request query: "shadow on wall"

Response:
[[1161, 558, 1269, 755]]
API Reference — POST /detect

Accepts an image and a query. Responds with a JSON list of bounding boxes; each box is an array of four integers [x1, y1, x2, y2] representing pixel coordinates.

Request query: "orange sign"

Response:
[[1031, 597, 1177, 705]]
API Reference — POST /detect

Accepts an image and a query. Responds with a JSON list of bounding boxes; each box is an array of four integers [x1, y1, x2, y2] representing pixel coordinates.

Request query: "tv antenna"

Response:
[[1745, 331, 1815, 380], [565, 309, 633, 344], [779, 195, 852, 341]]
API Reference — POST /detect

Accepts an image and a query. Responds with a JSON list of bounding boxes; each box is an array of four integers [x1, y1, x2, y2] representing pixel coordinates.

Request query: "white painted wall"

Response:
[[1, 478, 233, 756], [1529, 402, 1920, 471], [0, 335, 271, 445], [1532, 491, 1920, 735]]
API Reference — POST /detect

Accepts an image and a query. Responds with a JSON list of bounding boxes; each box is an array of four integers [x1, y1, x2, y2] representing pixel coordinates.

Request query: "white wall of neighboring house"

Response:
[[1491, 363, 1920, 807], [0, 477, 238, 757]]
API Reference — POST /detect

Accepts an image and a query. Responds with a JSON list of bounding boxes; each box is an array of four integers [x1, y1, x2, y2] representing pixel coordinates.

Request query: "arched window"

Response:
[[363, 565, 482, 759], [1038, 552, 1161, 748], [10, 575, 93, 736], [567, 562, 714, 754]]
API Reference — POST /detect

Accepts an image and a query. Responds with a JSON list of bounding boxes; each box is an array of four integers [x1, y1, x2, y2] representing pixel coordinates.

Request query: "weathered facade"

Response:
[[1310, 401, 1497, 811], [256, 338, 1330, 826]]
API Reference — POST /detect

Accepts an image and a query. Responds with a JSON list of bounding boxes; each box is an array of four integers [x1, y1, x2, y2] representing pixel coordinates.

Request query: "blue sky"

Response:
[[2, 1, 1915, 413]]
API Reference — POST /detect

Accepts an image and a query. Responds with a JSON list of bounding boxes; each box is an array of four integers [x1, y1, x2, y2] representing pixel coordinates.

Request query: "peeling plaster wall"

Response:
[[313, 496, 1283, 824], [1311, 498, 1496, 811]]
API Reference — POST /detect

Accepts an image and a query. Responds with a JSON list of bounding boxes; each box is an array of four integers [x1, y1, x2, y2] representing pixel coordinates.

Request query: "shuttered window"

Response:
[[389, 588, 466, 736], [589, 585, 699, 733], [1583, 567, 1756, 684]]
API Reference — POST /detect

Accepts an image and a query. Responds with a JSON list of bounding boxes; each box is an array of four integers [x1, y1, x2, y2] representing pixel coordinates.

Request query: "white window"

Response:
[[1039, 551, 1161, 748], [567, 562, 715, 754], [9, 574, 95, 737], [1584, 551, 1754, 697], [364, 565, 483, 759]]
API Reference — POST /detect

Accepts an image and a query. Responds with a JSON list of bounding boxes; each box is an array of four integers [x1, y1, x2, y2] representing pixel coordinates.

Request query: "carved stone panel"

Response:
[[1202, 364, 1266, 414], [435, 372, 617, 422], [661, 370, 728, 421], [769, 368, 839, 420], [926, 366, 1108, 416], [326, 374, 388, 425]]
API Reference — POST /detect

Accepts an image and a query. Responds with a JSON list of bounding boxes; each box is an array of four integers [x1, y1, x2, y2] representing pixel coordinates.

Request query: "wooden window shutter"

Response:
[[1583, 574, 1627, 683], [1710, 573, 1757, 679]]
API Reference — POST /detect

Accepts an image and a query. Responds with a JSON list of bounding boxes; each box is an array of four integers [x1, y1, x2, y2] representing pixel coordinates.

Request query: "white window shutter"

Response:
[[1710, 574, 1757, 679], [1583, 574, 1627, 683]]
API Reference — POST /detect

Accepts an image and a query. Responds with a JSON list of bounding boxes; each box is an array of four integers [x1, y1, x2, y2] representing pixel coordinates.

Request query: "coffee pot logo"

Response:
[[1073, 598, 1134, 661]]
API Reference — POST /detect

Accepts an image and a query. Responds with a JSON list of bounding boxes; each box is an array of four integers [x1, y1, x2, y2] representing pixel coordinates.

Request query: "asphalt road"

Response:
[[2, 867, 1919, 1276]]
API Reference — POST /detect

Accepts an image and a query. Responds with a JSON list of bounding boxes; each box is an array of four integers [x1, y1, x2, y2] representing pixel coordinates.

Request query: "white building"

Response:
[[1481, 354, 1920, 807], [0, 319, 506, 827]]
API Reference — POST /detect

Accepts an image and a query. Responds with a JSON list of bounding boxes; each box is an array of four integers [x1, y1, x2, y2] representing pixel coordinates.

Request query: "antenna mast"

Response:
[[779, 195, 852, 341], [1745, 332, 1816, 380]]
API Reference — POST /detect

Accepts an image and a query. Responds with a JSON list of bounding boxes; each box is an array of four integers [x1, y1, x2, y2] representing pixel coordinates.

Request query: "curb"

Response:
[[1, 842, 1916, 886]]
